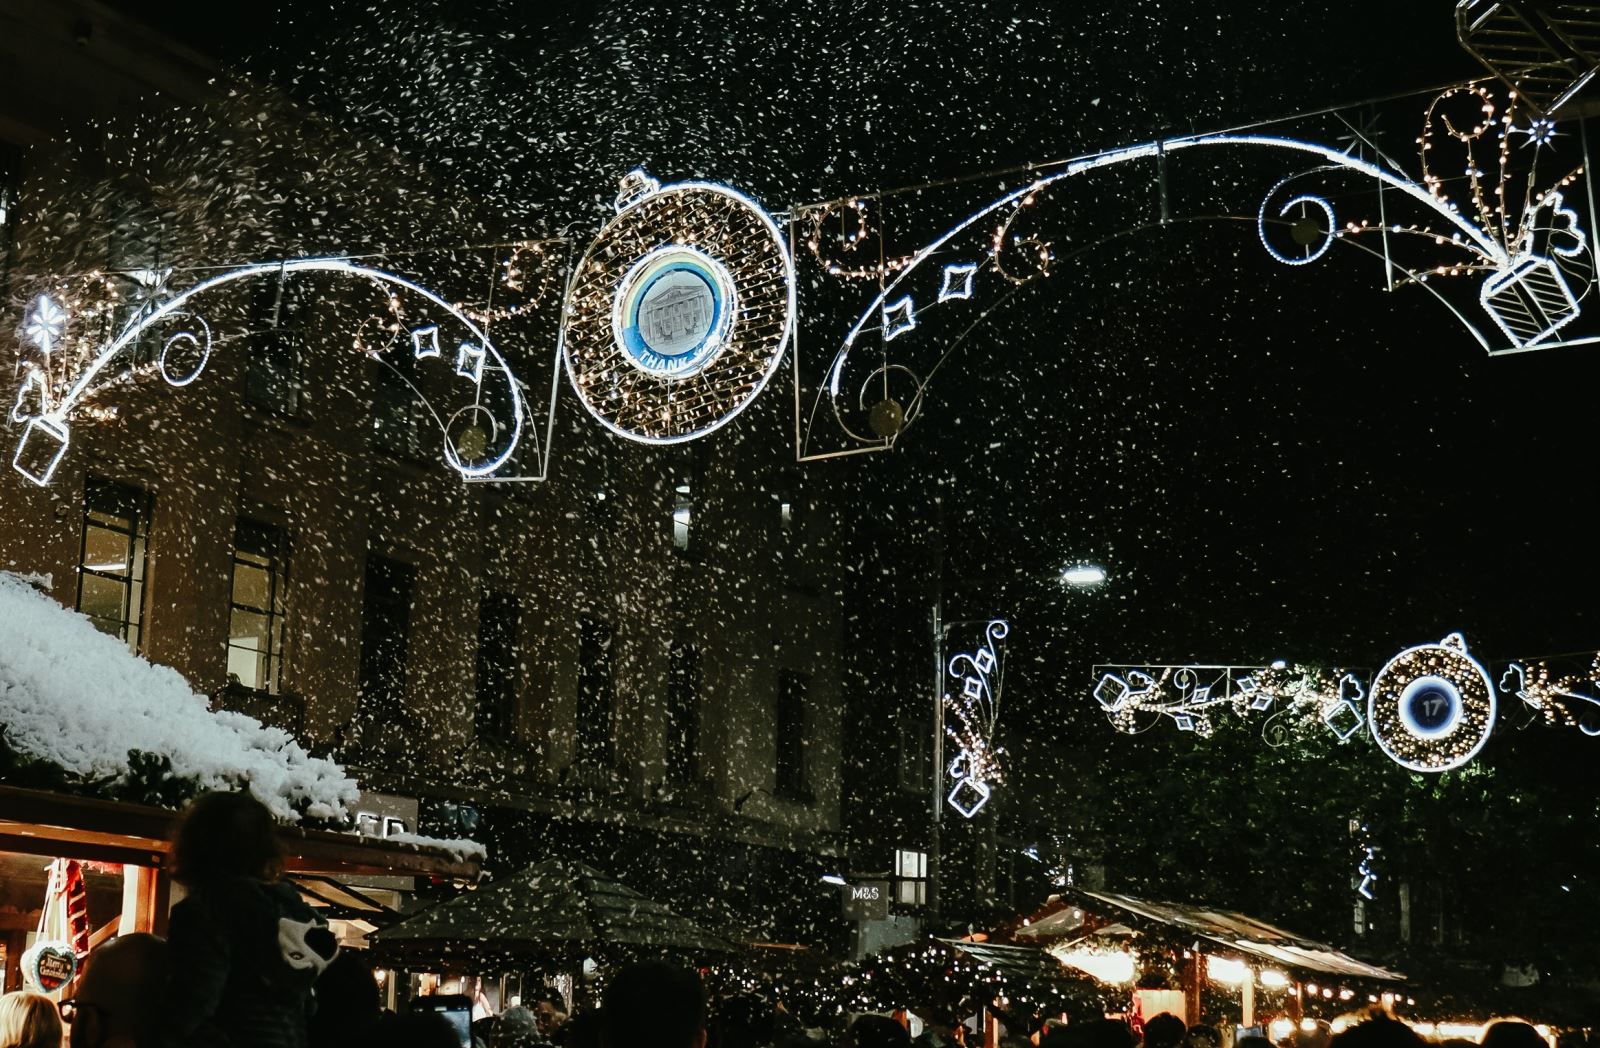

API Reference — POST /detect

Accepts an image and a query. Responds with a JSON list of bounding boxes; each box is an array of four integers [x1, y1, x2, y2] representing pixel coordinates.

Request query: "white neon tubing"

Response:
[[826, 133, 1512, 400], [37, 258, 525, 479]]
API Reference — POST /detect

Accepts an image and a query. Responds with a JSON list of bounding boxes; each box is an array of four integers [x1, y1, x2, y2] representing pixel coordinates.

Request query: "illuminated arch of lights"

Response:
[[800, 86, 1592, 456], [11, 259, 530, 487]]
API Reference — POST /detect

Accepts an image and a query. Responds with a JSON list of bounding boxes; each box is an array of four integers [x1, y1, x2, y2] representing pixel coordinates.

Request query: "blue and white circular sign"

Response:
[[613, 247, 735, 378]]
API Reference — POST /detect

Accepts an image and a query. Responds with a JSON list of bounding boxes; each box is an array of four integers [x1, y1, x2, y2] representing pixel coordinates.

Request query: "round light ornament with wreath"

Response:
[[562, 169, 796, 443], [1367, 632, 1498, 772]]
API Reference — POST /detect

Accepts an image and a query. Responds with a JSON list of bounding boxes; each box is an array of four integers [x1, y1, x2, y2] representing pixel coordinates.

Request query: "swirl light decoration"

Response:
[[799, 86, 1593, 457], [561, 170, 796, 444], [10, 259, 529, 487], [945, 618, 1010, 818]]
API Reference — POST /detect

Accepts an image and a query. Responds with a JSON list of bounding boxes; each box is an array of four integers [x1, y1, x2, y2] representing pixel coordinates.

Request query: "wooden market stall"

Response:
[[0, 783, 479, 991]]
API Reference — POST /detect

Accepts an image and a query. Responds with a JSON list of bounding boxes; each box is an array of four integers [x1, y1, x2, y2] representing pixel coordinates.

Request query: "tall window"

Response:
[[372, 352, 428, 461], [665, 642, 701, 784], [475, 591, 520, 737], [76, 476, 151, 652], [894, 847, 929, 906], [246, 275, 307, 417], [575, 618, 616, 766], [228, 519, 287, 693], [775, 670, 810, 800], [355, 554, 415, 725]]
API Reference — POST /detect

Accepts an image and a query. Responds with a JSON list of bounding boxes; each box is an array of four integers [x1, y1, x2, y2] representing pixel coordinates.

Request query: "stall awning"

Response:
[[1015, 888, 1404, 983], [0, 785, 480, 881]]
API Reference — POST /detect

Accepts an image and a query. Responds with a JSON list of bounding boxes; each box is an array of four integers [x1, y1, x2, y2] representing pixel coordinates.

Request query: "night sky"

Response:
[[101, 0, 1598, 735]]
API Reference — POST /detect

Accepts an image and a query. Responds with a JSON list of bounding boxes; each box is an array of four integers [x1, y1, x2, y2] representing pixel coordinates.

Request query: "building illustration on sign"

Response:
[[640, 277, 714, 355]]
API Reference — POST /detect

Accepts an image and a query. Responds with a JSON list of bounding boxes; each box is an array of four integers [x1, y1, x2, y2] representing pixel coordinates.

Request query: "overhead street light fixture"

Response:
[[1060, 563, 1107, 587]]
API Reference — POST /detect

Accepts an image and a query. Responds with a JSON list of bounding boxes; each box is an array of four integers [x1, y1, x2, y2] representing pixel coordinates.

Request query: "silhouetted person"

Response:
[[532, 991, 569, 1042], [68, 933, 170, 1048], [566, 1010, 605, 1048], [375, 1012, 463, 1048], [601, 962, 707, 1048], [1143, 1014, 1186, 1048], [308, 951, 383, 1047], [1187, 1026, 1222, 1048], [1482, 1023, 1547, 1048], [848, 1015, 911, 1048], [492, 1005, 540, 1048], [1329, 1017, 1426, 1048], [161, 790, 339, 1048], [1237, 1037, 1275, 1048], [1297, 1021, 1333, 1048]]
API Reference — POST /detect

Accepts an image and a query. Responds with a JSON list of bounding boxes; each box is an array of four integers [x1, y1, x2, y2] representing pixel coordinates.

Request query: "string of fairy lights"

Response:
[[1093, 632, 1600, 773]]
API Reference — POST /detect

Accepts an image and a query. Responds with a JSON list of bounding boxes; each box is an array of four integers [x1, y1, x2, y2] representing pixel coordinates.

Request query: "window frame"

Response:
[[76, 476, 152, 653], [227, 518, 288, 694]]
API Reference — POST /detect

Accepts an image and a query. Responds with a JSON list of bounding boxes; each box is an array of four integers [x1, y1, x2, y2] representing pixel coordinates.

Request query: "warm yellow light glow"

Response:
[[1270, 1019, 1296, 1041], [1259, 969, 1291, 988], [1208, 957, 1250, 985], [1051, 947, 1137, 985]]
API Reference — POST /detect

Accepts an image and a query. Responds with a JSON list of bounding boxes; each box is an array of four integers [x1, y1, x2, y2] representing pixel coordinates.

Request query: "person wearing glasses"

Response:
[[60, 934, 169, 1048]]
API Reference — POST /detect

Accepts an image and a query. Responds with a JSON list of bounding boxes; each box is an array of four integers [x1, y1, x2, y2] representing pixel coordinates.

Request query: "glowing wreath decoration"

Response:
[[1367, 632, 1497, 772], [561, 170, 796, 444]]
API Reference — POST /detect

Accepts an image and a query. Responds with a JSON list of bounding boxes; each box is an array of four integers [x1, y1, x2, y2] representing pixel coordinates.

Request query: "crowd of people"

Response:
[[0, 792, 1576, 1048]]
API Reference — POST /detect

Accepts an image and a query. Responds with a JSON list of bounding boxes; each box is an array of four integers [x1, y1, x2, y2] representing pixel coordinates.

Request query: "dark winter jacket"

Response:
[[161, 876, 338, 1048]]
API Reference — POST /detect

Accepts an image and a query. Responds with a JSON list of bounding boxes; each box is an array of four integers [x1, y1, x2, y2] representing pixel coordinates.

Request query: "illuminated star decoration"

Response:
[[129, 267, 174, 307], [25, 296, 66, 353], [938, 262, 978, 302], [1518, 117, 1559, 148], [881, 296, 917, 341]]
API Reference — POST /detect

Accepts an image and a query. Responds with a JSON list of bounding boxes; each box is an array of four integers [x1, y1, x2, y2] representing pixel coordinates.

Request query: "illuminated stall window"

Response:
[[774, 670, 810, 801], [894, 847, 928, 906], [227, 519, 287, 693], [475, 591, 521, 737], [76, 476, 151, 653], [665, 642, 700, 784], [576, 617, 616, 767]]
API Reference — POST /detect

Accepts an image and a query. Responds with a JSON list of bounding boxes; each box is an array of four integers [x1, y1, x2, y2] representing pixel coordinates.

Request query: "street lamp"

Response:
[[1060, 563, 1107, 586]]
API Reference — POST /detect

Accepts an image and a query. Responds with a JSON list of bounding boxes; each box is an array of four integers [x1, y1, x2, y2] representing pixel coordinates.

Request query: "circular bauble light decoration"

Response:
[[1367, 632, 1497, 772], [562, 169, 795, 443]]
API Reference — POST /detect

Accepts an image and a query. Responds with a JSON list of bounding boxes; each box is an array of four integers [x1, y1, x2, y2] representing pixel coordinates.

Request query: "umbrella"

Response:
[[369, 858, 738, 970]]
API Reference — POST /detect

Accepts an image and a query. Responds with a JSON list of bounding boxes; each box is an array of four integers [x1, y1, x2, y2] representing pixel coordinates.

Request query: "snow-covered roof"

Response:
[[0, 571, 357, 822]]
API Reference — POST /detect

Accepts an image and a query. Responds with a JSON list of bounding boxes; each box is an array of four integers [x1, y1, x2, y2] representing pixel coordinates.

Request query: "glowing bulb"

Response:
[[1061, 564, 1107, 586], [1259, 970, 1291, 988], [1208, 957, 1250, 985]]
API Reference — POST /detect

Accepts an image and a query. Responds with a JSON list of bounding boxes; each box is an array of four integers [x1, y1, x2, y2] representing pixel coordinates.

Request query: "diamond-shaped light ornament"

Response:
[[1323, 699, 1365, 741], [882, 296, 917, 341]]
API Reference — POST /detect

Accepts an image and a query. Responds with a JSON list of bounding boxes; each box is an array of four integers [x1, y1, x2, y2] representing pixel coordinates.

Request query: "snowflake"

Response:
[[25, 296, 66, 353]]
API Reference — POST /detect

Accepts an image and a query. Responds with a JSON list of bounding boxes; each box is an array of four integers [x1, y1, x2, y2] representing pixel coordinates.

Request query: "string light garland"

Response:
[[1094, 633, 1599, 771]]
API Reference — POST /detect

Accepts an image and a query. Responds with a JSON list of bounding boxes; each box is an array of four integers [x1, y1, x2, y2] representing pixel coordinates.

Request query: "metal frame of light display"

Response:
[[1093, 632, 1598, 773], [10, 258, 549, 487], [793, 85, 1599, 459]]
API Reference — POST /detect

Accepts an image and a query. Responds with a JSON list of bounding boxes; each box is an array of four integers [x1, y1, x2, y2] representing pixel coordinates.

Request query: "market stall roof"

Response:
[[369, 858, 738, 968], [1013, 888, 1404, 983], [941, 938, 1107, 996], [0, 784, 481, 881], [0, 571, 354, 822]]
